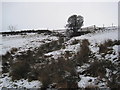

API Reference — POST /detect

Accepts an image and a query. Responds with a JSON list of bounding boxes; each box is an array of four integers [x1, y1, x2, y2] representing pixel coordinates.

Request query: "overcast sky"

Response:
[[2, 2, 118, 31]]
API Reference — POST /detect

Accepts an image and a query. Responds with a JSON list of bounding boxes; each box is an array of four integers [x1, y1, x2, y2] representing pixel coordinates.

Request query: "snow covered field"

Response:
[[0, 27, 119, 89], [45, 27, 119, 60], [1, 33, 58, 55]]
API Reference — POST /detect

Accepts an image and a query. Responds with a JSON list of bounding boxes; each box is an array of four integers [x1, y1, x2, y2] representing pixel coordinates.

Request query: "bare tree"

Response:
[[8, 25, 16, 31]]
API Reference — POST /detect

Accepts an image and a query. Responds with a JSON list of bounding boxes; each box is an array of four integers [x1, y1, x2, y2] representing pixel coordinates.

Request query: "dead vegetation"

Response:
[[2, 36, 79, 88], [75, 39, 91, 66], [1, 34, 120, 89], [99, 39, 120, 54]]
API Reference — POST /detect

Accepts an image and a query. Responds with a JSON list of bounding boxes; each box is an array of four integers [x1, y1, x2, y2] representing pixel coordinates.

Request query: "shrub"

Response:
[[99, 39, 115, 54], [85, 85, 98, 90], [2, 51, 13, 73], [64, 51, 72, 60], [15, 50, 36, 65], [10, 48, 18, 54], [99, 44, 108, 54], [107, 73, 120, 89], [76, 39, 91, 65], [37, 57, 78, 88], [71, 39, 80, 45], [104, 39, 114, 47], [58, 36, 64, 45], [83, 60, 115, 78], [113, 40, 120, 45], [83, 60, 106, 78], [38, 68, 52, 89], [10, 61, 30, 80]]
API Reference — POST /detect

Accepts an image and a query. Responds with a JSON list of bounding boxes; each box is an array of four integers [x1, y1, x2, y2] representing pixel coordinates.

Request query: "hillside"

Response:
[[0, 26, 120, 89]]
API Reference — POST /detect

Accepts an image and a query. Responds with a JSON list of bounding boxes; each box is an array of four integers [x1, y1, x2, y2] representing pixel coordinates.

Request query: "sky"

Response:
[[1, 2, 118, 31]]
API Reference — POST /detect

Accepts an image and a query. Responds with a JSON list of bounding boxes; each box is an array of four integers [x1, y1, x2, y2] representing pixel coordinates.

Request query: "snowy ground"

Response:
[[0, 74, 42, 89], [45, 27, 118, 60], [44, 27, 119, 88], [0, 33, 59, 89], [0, 27, 119, 89], [1, 33, 58, 55]]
